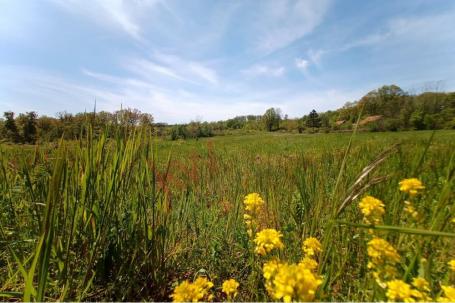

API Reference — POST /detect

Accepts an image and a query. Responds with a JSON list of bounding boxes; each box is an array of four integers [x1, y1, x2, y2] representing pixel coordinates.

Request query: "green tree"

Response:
[[410, 110, 425, 130], [3, 111, 20, 143], [37, 115, 61, 142], [22, 111, 38, 144], [262, 108, 281, 132], [170, 125, 189, 140], [306, 109, 321, 132]]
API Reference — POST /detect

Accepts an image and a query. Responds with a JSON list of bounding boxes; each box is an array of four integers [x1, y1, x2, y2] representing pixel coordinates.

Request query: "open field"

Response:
[[1, 130, 455, 301]]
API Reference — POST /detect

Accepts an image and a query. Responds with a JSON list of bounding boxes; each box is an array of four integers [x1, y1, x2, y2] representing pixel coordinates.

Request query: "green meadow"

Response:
[[1, 130, 455, 301]]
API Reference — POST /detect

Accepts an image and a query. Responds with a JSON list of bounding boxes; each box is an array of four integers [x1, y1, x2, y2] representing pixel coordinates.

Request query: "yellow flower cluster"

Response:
[[449, 259, 455, 272], [358, 179, 453, 301], [302, 237, 322, 257], [244, 192, 264, 212], [222, 279, 239, 299], [262, 259, 322, 302], [254, 228, 284, 256], [412, 277, 430, 293], [438, 285, 455, 302], [399, 178, 425, 196], [358, 195, 395, 284], [386, 279, 430, 302], [261, 236, 323, 302], [403, 201, 419, 220], [243, 193, 265, 237], [243, 193, 324, 301], [300, 256, 319, 272], [263, 258, 282, 290], [367, 237, 400, 267], [358, 195, 385, 224], [367, 237, 400, 285], [437, 260, 455, 301], [171, 277, 214, 302]]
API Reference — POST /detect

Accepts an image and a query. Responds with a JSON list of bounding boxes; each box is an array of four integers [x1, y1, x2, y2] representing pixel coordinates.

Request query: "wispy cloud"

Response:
[[295, 58, 309, 71], [122, 52, 219, 85], [153, 52, 219, 85], [51, 0, 162, 41], [311, 10, 455, 65], [124, 58, 188, 82], [254, 0, 331, 53], [186, 62, 218, 85], [242, 64, 285, 77]]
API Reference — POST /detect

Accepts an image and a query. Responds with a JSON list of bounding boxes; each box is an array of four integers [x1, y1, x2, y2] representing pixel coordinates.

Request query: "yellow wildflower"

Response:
[[171, 277, 214, 302], [358, 195, 385, 224], [412, 277, 430, 292], [263, 259, 282, 280], [448, 259, 455, 272], [171, 280, 193, 302], [243, 214, 253, 232], [399, 178, 425, 196], [411, 277, 432, 301], [254, 228, 284, 256], [438, 285, 455, 302], [386, 279, 423, 302], [302, 237, 322, 257], [263, 259, 283, 294], [404, 201, 419, 220], [299, 257, 319, 272], [367, 237, 400, 286], [370, 265, 398, 288], [243, 193, 266, 237], [367, 237, 400, 268], [267, 262, 322, 302], [244, 193, 265, 212], [222, 279, 239, 299]]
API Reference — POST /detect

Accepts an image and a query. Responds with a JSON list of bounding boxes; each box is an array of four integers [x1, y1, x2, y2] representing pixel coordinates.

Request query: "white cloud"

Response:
[[255, 0, 331, 53], [187, 62, 218, 85], [295, 58, 309, 71], [330, 12, 455, 57], [153, 52, 219, 85], [308, 49, 325, 65], [242, 64, 285, 77], [386, 13, 455, 41], [125, 58, 187, 82], [51, 0, 162, 41], [122, 52, 219, 85]]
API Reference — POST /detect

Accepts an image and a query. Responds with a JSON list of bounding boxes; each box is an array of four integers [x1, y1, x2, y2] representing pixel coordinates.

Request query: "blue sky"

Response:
[[1, 0, 455, 123]]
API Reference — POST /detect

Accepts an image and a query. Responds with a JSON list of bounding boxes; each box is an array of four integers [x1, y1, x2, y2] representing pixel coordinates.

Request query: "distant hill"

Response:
[[317, 85, 455, 132]]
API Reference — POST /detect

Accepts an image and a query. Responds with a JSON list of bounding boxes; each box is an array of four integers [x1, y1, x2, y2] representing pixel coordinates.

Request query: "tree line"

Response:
[[1, 85, 455, 144]]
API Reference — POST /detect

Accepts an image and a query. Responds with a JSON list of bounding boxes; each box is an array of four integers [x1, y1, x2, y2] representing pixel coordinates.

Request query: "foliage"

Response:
[[17, 112, 38, 144], [306, 109, 321, 132], [1, 130, 454, 301], [2, 85, 455, 144], [262, 108, 282, 132], [2, 111, 20, 143]]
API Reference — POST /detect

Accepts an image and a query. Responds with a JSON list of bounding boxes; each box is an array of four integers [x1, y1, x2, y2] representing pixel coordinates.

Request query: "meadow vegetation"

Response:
[[1, 129, 455, 301]]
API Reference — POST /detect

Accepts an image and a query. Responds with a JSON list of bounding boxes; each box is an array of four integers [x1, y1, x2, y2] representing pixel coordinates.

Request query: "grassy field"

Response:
[[1, 130, 455, 301]]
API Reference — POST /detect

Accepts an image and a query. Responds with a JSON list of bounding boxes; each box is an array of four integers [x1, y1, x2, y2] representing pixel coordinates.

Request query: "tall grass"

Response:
[[1, 129, 454, 301]]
